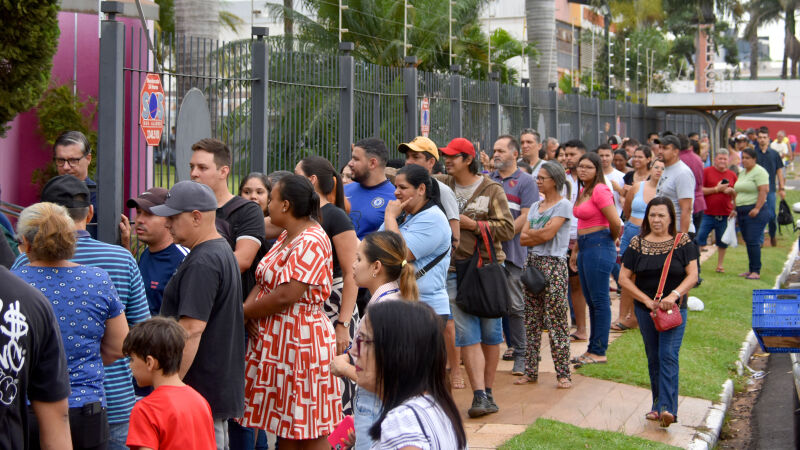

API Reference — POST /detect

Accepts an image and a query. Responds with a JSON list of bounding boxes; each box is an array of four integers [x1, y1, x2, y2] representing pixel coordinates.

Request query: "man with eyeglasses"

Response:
[[53, 131, 98, 238]]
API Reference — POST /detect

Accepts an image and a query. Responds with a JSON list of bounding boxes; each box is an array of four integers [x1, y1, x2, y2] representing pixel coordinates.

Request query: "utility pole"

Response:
[[338, 0, 348, 42], [449, 0, 453, 66], [404, 0, 413, 57], [624, 37, 629, 99], [636, 43, 641, 98]]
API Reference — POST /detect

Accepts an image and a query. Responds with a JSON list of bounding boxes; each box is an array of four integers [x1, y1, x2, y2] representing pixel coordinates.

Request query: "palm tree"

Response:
[[743, 0, 781, 78], [526, 0, 556, 90]]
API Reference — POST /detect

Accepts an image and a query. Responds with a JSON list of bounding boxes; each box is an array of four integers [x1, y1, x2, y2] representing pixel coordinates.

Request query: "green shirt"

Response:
[[734, 165, 769, 206]]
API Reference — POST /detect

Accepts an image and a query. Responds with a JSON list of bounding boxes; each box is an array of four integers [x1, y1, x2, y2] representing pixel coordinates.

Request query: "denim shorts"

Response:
[[353, 387, 381, 450], [447, 273, 504, 347]]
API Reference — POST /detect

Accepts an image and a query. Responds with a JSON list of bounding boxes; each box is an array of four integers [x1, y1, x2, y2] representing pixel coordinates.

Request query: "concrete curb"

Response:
[[689, 239, 798, 449]]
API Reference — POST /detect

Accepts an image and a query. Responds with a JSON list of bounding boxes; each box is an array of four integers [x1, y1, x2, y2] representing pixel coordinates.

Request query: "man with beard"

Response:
[[344, 137, 397, 239], [488, 135, 539, 376]]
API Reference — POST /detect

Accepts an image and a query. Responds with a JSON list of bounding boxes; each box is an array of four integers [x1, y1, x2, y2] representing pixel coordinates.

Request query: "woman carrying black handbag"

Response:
[[516, 162, 573, 389]]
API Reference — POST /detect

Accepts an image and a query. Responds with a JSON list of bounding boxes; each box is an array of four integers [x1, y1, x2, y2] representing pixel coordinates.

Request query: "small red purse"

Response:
[[650, 233, 684, 332]]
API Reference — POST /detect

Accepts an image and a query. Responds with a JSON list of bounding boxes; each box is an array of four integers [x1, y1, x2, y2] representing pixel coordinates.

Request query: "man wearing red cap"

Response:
[[436, 137, 514, 418]]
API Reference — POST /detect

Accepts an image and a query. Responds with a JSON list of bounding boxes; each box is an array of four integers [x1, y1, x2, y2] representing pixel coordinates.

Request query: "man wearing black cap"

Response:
[[120, 188, 189, 316], [152, 181, 244, 449], [11, 174, 151, 448]]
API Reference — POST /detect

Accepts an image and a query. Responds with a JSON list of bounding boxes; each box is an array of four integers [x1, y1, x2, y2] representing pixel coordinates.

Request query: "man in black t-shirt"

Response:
[[189, 138, 265, 297], [152, 181, 245, 448], [0, 267, 71, 449]]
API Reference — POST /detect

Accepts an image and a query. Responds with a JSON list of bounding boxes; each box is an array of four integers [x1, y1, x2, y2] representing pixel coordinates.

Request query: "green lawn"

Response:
[[577, 190, 800, 400], [500, 418, 680, 450]]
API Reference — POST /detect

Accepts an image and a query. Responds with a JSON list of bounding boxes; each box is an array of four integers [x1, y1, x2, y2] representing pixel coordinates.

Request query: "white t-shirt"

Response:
[[657, 160, 696, 233], [371, 395, 462, 450], [603, 168, 626, 216], [437, 181, 460, 222]]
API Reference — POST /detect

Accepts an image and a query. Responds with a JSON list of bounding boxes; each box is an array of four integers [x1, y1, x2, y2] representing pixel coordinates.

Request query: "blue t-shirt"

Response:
[[12, 230, 150, 424], [380, 205, 451, 315], [344, 180, 396, 239], [86, 177, 98, 239], [138, 244, 189, 316], [12, 265, 125, 408]]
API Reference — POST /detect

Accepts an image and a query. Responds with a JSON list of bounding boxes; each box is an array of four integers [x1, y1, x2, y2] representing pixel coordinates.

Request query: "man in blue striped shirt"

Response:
[[12, 175, 150, 450]]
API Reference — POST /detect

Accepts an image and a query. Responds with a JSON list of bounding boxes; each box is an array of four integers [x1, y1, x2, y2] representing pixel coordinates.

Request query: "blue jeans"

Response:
[[577, 229, 616, 356], [695, 214, 730, 248], [766, 191, 777, 239], [634, 306, 687, 417], [620, 222, 641, 257], [737, 205, 770, 274], [108, 422, 129, 450], [354, 387, 382, 450]]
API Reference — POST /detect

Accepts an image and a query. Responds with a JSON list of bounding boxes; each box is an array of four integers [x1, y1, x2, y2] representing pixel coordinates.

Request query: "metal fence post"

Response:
[[489, 72, 499, 146], [595, 93, 601, 146], [450, 65, 462, 139], [339, 42, 355, 165], [550, 88, 558, 140], [251, 27, 269, 174], [404, 56, 418, 142], [97, 1, 125, 244], [576, 94, 582, 142], [521, 78, 531, 129]]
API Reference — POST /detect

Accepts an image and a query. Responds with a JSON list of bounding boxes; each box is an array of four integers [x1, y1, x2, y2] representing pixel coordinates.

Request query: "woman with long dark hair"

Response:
[[618, 197, 698, 427], [240, 175, 342, 449], [353, 300, 467, 449], [569, 152, 621, 366]]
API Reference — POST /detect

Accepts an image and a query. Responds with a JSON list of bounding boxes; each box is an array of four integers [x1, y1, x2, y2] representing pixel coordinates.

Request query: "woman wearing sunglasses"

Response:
[[330, 231, 419, 449]]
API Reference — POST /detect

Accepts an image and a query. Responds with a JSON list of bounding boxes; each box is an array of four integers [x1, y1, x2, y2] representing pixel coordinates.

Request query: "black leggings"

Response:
[[29, 402, 109, 450]]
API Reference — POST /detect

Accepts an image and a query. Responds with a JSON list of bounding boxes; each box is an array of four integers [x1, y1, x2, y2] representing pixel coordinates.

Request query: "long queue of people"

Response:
[[0, 124, 788, 449]]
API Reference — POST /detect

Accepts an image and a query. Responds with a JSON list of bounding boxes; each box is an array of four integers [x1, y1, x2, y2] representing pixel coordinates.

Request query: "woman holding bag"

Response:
[[618, 197, 698, 428], [515, 162, 573, 389]]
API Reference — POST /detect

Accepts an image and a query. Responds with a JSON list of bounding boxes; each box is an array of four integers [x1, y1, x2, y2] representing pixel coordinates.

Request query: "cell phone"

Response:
[[721, 179, 729, 184], [327, 416, 354, 449]]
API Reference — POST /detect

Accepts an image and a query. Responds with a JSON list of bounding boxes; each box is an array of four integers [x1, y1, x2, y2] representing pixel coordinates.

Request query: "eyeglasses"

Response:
[[536, 176, 552, 182], [350, 332, 373, 358], [54, 155, 86, 167]]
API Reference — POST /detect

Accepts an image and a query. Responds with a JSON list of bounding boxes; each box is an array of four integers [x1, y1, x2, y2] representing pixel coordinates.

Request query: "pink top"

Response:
[[573, 183, 614, 229]]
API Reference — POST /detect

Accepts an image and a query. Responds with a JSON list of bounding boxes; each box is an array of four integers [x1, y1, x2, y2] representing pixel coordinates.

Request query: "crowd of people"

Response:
[[0, 123, 792, 449]]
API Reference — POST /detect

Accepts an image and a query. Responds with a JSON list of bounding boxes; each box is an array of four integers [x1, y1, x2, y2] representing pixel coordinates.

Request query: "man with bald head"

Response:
[[152, 181, 244, 449]]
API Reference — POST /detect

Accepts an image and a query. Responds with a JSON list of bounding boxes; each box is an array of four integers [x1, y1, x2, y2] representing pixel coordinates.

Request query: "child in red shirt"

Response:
[[123, 317, 216, 450]]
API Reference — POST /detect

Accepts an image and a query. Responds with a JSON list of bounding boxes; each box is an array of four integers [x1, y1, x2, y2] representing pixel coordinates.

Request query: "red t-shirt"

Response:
[[126, 385, 215, 450], [702, 166, 737, 216]]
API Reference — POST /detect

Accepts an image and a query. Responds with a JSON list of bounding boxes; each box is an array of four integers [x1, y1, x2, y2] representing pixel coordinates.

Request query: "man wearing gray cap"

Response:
[[152, 181, 245, 450]]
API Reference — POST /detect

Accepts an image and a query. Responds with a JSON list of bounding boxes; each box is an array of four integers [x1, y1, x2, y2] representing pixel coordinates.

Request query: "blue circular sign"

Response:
[[149, 93, 158, 119]]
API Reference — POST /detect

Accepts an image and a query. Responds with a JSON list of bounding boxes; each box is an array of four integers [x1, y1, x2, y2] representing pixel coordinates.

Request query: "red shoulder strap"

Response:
[[655, 233, 682, 301]]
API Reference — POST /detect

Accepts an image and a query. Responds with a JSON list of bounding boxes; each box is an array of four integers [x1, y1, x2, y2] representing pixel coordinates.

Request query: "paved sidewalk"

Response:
[[452, 246, 718, 448]]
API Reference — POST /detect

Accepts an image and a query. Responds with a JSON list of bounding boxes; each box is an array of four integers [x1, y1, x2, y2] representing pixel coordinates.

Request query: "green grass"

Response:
[[500, 418, 680, 450], [577, 190, 800, 400]]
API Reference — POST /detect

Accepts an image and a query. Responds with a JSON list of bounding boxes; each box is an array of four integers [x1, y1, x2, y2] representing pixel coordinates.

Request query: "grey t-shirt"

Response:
[[526, 198, 572, 257], [437, 180, 459, 222], [656, 161, 696, 233]]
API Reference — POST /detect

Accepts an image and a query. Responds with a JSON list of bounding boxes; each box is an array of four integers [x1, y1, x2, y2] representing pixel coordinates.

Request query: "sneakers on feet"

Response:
[[511, 357, 525, 376], [468, 395, 493, 418], [486, 393, 499, 414]]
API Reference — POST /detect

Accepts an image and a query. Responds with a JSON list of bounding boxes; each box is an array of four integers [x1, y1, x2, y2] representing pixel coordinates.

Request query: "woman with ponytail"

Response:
[[13, 202, 129, 449], [330, 230, 419, 449], [241, 175, 343, 447]]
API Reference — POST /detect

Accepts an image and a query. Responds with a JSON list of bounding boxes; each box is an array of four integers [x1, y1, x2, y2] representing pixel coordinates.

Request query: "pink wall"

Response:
[[0, 12, 147, 211]]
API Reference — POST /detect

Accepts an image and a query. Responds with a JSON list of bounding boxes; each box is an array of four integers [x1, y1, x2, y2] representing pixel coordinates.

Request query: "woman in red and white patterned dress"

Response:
[[241, 175, 343, 449]]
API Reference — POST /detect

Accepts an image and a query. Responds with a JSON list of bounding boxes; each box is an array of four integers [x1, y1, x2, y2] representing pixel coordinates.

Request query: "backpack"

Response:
[[777, 199, 796, 233], [215, 196, 254, 249]]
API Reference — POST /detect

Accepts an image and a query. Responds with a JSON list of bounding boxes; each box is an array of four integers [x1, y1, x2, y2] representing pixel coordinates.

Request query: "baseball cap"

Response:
[[440, 137, 475, 157], [41, 175, 91, 208], [150, 181, 218, 217], [745, 128, 756, 135], [660, 135, 681, 149], [735, 133, 749, 141], [398, 136, 440, 160], [126, 187, 169, 214]]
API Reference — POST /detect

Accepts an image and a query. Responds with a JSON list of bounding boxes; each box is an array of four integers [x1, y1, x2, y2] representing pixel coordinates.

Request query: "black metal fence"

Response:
[[96, 11, 705, 242]]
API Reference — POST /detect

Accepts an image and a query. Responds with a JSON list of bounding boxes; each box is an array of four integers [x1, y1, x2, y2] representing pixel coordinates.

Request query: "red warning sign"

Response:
[[139, 73, 166, 146]]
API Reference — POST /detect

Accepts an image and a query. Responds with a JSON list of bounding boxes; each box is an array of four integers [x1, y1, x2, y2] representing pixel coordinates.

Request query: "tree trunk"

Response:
[[526, 0, 556, 90], [749, 32, 759, 80], [787, 1, 797, 79], [174, 0, 219, 39]]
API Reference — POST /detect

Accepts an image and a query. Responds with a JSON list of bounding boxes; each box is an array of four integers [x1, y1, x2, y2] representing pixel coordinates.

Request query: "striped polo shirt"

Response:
[[13, 230, 150, 424], [489, 168, 539, 268]]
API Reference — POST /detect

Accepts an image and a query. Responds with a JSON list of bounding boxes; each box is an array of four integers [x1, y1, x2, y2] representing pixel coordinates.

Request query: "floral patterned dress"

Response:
[[241, 224, 343, 439]]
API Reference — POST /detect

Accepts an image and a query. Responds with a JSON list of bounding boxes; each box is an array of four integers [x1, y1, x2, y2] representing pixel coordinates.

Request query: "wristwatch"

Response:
[[335, 320, 350, 328]]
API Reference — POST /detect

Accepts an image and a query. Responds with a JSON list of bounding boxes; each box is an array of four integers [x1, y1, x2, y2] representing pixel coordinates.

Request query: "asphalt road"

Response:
[[751, 353, 796, 449]]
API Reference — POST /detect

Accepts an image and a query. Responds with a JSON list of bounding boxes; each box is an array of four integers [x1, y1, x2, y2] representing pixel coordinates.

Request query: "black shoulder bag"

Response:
[[454, 221, 510, 318]]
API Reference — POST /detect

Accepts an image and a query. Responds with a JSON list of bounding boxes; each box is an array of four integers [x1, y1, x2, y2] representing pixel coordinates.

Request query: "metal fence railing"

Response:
[[96, 17, 708, 242]]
